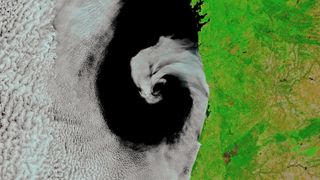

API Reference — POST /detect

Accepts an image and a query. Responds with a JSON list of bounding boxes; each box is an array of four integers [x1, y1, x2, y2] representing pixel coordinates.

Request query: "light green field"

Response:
[[191, 0, 320, 179]]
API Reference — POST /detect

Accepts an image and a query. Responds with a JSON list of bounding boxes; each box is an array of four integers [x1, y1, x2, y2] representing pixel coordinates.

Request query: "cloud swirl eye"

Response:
[[96, 38, 195, 147]]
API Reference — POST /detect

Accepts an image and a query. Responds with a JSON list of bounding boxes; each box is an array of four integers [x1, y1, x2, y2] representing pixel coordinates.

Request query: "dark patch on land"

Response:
[[280, 78, 288, 82], [206, 104, 211, 117], [223, 146, 238, 164]]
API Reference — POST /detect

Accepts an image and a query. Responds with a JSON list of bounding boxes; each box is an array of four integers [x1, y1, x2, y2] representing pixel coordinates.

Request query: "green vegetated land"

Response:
[[191, 0, 320, 179]]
